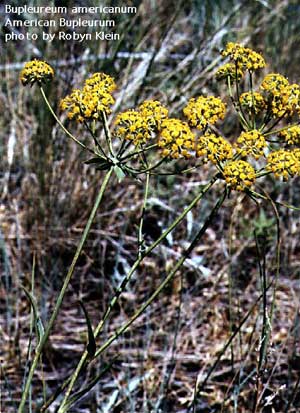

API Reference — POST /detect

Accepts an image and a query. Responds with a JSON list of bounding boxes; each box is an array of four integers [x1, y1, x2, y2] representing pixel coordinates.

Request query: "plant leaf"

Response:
[[21, 286, 44, 345], [84, 157, 111, 170], [113, 165, 126, 182], [79, 300, 96, 358]]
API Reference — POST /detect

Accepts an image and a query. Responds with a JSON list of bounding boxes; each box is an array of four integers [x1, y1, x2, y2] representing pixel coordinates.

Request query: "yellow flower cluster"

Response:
[[239, 92, 266, 114], [221, 42, 266, 71], [279, 126, 300, 145], [183, 96, 226, 129], [266, 150, 300, 179], [158, 118, 195, 159], [261, 74, 300, 117], [235, 130, 266, 159], [114, 110, 151, 145], [223, 160, 256, 191], [60, 73, 115, 122], [138, 100, 169, 132], [196, 132, 233, 164], [114, 100, 168, 145], [215, 63, 243, 81], [84, 72, 116, 94], [20, 59, 54, 86], [260, 73, 289, 91]]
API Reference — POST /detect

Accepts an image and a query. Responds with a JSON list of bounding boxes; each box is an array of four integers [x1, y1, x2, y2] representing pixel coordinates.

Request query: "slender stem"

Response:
[[18, 168, 113, 413], [119, 143, 158, 162], [255, 230, 268, 372], [83, 120, 108, 160], [235, 66, 250, 129], [53, 176, 219, 412], [227, 77, 249, 130], [101, 111, 115, 157], [39, 87, 97, 156], [125, 156, 166, 175], [138, 172, 150, 259], [263, 120, 300, 137], [92, 188, 227, 360], [249, 71, 256, 129]]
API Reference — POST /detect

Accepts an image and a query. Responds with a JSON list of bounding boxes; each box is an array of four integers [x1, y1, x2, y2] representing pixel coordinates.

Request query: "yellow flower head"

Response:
[[266, 149, 300, 180], [235, 130, 266, 159], [60, 88, 114, 123], [239, 92, 266, 114], [84, 72, 116, 94], [279, 84, 300, 116], [260, 74, 299, 117], [260, 73, 289, 94], [221, 42, 266, 71], [279, 125, 300, 145], [20, 59, 54, 86], [138, 100, 169, 132], [215, 63, 244, 81], [223, 160, 256, 191], [158, 118, 195, 159], [60, 72, 115, 122], [196, 132, 233, 164], [183, 96, 226, 130], [114, 110, 151, 145]]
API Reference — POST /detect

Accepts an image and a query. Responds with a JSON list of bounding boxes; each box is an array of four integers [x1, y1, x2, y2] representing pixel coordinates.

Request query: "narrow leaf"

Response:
[[79, 300, 96, 358], [84, 157, 111, 170], [113, 165, 126, 182], [21, 286, 44, 345]]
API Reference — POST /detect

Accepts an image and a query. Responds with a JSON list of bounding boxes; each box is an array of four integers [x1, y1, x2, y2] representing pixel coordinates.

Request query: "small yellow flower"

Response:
[[221, 42, 266, 71], [20, 59, 54, 86], [215, 63, 244, 81], [183, 96, 226, 130], [239, 92, 266, 114], [138, 100, 169, 132], [60, 72, 115, 122], [196, 132, 233, 164], [260, 74, 299, 117], [292, 148, 300, 162], [158, 118, 195, 159], [235, 130, 266, 159], [266, 149, 300, 180], [114, 110, 151, 145], [84, 72, 116, 94], [223, 160, 256, 191], [279, 125, 300, 145], [260, 73, 289, 93]]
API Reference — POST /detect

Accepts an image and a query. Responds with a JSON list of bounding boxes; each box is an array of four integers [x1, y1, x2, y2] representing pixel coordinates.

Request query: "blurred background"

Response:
[[1, 0, 300, 411]]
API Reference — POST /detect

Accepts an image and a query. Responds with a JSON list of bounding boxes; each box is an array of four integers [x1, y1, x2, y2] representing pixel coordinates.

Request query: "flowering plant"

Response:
[[17, 43, 300, 412]]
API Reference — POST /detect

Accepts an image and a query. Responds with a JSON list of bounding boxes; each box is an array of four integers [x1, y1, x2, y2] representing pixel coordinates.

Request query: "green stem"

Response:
[[125, 156, 166, 175], [101, 111, 115, 158], [18, 168, 113, 413], [83, 120, 108, 160], [53, 176, 219, 412], [249, 71, 256, 129], [39, 87, 97, 156], [263, 120, 300, 137], [93, 187, 227, 359], [119, 143, 158, 162], [138, 172, 150, 259], [235, 66, 250, 129], [227, 77, 249, 130]]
